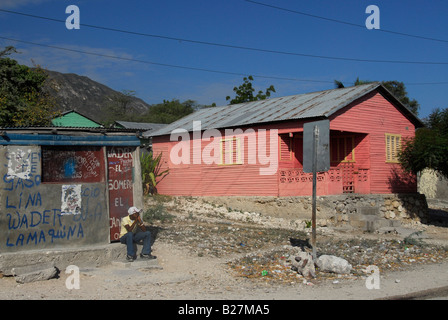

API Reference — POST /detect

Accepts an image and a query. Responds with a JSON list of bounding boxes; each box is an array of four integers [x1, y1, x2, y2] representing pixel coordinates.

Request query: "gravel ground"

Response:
[[1, 195, 447, 300], [147, 196, 448, 286]]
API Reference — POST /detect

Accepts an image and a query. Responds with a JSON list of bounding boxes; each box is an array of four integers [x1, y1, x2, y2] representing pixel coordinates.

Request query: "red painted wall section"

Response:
[[153, 89, 418, 196], [153, 129, 279, 196], [41, 146, 105, 183], [329, 90, 417, 193]]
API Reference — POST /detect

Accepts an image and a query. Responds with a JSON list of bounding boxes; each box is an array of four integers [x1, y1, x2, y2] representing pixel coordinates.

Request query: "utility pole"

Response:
[[303, 119, 330, 261], [311, 125, 318, 260]]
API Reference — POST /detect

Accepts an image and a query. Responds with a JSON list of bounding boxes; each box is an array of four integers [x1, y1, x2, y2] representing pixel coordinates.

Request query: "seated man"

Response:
[[120, 206, 156, 261]]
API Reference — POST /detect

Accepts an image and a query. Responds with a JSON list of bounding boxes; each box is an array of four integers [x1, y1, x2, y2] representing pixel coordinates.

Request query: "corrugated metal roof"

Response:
[[114, 121, 167, 131], [51, 110, 104, 128], [144, 83, 420, 137]]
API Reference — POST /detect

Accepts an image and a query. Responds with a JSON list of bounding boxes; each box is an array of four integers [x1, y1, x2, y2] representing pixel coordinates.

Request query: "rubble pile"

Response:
[[228, 238, 448, 284]]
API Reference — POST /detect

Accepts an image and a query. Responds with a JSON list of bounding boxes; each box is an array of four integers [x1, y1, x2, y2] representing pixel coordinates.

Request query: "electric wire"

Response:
[[0, 35, 336, 84], [0, 8, 447, 65], [244, 0, 448, 45], [1, 35, 446, 86]]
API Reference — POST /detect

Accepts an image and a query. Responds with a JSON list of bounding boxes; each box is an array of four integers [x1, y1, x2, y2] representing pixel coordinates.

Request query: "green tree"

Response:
[[354, 77, 373, 86], [399, 107, 448, 178], [103, 90, 138, 126], [142, 99, 195, 124], [0, 46, 59, 126], [334, 80, 345, 89], [424, 107, 448, 136], [226, 75, 275, 105]]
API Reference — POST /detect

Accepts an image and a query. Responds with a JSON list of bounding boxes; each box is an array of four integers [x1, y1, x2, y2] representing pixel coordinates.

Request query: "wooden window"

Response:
[[220, 137, 242, 165], [279, 134, 293, 161], [385, 133, 401, 163], [331, 136, 355, 163]]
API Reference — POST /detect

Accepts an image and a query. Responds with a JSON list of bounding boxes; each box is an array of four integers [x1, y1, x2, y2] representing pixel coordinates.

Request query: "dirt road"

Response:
[[1, 196, 447, 301]]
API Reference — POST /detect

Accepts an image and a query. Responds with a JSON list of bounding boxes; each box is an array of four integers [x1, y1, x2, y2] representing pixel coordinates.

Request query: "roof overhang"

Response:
[[0, 128, 141, 146]]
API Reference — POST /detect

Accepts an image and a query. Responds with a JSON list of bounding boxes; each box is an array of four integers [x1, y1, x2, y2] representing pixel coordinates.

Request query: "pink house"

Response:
[[145, 83, 423, 197]]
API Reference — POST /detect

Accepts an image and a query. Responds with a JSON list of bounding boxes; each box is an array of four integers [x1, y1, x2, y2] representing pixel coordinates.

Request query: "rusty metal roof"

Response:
[[144, 82, 422, 137]]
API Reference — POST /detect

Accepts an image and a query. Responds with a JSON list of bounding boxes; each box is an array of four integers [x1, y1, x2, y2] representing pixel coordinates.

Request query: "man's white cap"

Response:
[[128, 206, 142, 215]]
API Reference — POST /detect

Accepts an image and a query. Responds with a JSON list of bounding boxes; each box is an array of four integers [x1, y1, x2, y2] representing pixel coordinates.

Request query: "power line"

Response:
[[405, 81, 448, 86], [0, 35, 334, 84], [244, 0, 448, 44], [2, 35, 446, 87], [0, 8, 448, 65]]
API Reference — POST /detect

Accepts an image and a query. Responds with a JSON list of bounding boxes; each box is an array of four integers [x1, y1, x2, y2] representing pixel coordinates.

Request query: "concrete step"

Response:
[[0, 242, 132, 276], [111, 258, 162, 270]]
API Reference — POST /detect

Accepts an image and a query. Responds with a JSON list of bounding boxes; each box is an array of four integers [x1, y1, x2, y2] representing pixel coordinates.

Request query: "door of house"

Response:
[[107, 146, 135, 242]]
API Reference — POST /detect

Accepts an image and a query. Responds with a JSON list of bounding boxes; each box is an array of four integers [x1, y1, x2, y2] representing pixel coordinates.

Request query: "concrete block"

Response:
[[11, 262, 55, 276], [12, 263, 58, 284], [378, 219, 401, 228], [357, 206, 379, 216]]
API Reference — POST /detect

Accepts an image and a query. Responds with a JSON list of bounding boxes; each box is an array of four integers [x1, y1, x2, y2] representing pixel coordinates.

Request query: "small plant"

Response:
[[403, 231, 426, 247], [140, 151, 169, 195], [304, 220, 312, 228]]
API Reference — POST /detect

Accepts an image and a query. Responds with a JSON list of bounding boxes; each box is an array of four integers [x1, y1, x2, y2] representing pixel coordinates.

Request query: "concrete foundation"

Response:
[[201, 193, 429, 224], [0, 242, 158, 277]]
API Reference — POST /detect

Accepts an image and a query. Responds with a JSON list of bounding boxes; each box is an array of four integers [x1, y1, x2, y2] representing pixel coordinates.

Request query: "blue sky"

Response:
[[0, 0, 447, 119]]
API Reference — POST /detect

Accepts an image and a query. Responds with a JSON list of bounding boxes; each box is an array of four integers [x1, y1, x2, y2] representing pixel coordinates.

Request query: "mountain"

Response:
[[44, 70, 151, 124]]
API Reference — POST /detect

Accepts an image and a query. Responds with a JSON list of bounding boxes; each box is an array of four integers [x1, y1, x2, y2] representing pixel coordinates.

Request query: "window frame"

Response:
[[219, 137, 242, 165], [279, 134, 293, 161], [385, 133, 402, 163]]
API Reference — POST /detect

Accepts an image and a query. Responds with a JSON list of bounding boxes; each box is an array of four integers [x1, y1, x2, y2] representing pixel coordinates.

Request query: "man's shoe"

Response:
[[126, 254, 135, 262], [140, 253, 157, 260]]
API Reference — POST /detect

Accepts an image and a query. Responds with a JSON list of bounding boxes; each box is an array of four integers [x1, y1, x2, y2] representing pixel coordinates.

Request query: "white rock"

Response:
[[315, 255, 352, 274], [290, 252, 316, 278]]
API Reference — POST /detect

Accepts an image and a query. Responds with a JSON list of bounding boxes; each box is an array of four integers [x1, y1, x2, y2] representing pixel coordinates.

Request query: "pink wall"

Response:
[[152, 89, 418, 196]]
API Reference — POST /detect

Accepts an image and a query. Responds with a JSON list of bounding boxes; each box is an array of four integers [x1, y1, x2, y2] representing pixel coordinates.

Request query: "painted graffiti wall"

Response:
[[107, 146, 135, 242], [0, 145, 110, 253], [41, 146, 105, 183]]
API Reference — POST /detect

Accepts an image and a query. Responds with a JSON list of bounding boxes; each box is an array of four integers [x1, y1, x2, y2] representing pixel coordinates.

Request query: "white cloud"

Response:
[[12, 41, 139, 72], [0, 37, 150, 92]]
